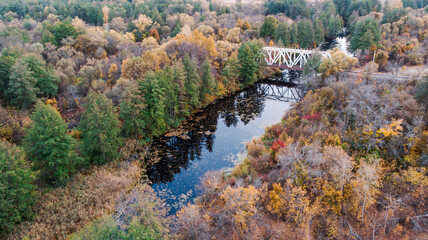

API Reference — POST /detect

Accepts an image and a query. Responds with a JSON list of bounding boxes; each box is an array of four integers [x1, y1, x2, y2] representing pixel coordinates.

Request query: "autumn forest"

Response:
[[0, 0, 427, 239]]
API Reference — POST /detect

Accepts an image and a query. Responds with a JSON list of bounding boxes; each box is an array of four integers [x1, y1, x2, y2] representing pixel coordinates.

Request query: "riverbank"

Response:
[[173, 75, 428, 239]]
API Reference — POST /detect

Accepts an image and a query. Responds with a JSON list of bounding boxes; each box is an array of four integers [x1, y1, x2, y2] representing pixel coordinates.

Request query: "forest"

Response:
[[0, 0, 427, 239]]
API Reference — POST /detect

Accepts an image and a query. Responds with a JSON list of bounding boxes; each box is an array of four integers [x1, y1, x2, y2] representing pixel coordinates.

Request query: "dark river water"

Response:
[[146, 77, 305, 213]]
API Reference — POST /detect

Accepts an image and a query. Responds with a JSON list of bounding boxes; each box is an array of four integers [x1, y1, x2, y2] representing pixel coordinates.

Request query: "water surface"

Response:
[[146, 80, 304, 213]]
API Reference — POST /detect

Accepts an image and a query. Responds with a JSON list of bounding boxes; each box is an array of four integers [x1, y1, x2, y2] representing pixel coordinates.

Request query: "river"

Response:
[[147, 37, 350, 214], [146, 78, 304, 213]]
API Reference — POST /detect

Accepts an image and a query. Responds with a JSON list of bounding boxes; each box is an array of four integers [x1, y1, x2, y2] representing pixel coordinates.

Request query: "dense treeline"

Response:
[[0, 0, 427, 239]]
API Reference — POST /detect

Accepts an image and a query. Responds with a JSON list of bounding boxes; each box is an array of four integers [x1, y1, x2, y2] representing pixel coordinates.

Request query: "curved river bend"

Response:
[[146, 78, 305, 213]]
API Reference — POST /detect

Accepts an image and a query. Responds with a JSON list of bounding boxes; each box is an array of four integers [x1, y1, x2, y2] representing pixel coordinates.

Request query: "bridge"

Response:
[[260, 47, 331, 70]]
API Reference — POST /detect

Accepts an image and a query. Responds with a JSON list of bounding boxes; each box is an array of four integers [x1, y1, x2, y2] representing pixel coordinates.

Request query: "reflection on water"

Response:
[[146, 80, 304, 213]]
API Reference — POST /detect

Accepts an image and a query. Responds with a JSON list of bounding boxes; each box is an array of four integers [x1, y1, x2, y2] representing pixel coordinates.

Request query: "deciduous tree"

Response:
[[50, 20, 79, 47], [319, 48, 358, 81]]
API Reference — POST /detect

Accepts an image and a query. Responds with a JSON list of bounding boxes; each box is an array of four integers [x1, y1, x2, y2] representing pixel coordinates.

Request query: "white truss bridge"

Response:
[[260, 47, 331, 70]]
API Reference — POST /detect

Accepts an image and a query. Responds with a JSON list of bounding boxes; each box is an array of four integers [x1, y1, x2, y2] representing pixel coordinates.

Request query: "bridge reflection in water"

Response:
[[146, 80, 305, 213], [257, 80, 304, 102]]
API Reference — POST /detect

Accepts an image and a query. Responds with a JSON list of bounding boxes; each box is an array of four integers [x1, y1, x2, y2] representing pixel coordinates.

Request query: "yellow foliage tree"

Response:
[[175, 29, 218, 60], [267, 183, 287, 218], [236, 18, 244, 29], [322, 184, 343, 215], [121, 51, 170, 80], [319, 48, 358, 81], [242, 20, 251, 31], [377, 119, 403, 138], [107, 64, 119, 86], [287, 182, 311, 227], [220, 185, 260, 232], [267, 180, 311, 227]]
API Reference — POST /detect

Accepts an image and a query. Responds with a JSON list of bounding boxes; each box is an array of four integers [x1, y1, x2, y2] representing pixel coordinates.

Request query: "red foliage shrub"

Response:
[[302, 112, 322, 122], [270, 139, 286, 152]]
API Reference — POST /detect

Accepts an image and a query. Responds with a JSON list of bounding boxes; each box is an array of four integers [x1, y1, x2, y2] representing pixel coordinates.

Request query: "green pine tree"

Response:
[[260, 16, 278, 39], [7, 60, 38, 109], [119, 87, 147, 139], [200, 59, 216, 105], [170, 21, 182, 38], [157, 66, 180, 125], [297, 19, 315, 48], [238, 42, 260, 86], [327, 15, 344, 38], [351, 18, 380, 52], [24, 102, 79, 185], [290, 24, 299, 46], [79, 92, 122, 164], [314, 19, 325, 46], [275, 23, 291, 47], [139, 72, 167, 138], [171, 60, 188, 119], [0, 140, 36, 236], [183, 55, 201, 108], [221, 56, 240, 84], [50, 20, 79, 47], [0, 48, 23, 100], [21, 53, 59, 98]]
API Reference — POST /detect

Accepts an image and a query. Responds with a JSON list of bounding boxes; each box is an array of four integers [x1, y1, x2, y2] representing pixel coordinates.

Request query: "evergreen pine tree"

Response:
[[158, 66, 180, 125], [327, 15, 344, 38], [200, 59, 216, 105], [7, 60, 38, 109], [171, 60, 188, 118], [139, 72, 167, 138], [0, 140, 36, 236], [314, 19, 325, 46], [238, 42, 260, 86], [221, 56, 240, 83], [351, 18, 380, 52], [79, 92, 122, 164], [275, 23, 291, 47], [183, 55, 201, 108], [290, 24, 299, 46], [119, 87, 147, 139], [21, 53, 58, 98], [24, 102, 78, 185], [297, 19, 315, 48], [260, 16, 278, 39]]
